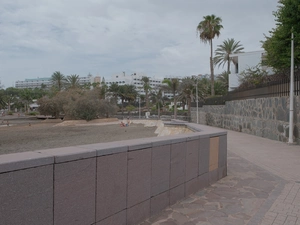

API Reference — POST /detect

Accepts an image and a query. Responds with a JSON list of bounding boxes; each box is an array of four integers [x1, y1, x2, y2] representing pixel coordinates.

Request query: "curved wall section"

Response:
[[0, 123, 227, 225]]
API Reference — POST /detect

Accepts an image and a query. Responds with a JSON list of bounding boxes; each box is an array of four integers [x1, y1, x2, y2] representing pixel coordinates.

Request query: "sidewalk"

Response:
[[141, 130, 300, 225]]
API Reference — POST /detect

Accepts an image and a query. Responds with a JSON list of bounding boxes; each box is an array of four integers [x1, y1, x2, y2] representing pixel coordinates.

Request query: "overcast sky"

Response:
[[0, 0, 278, 88]]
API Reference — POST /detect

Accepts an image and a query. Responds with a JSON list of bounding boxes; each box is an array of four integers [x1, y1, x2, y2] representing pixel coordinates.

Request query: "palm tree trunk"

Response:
[[210, 39, 215, 96], [188, 98, 191, 118], [158, 103, 160, 119], [173, 93, 177, 119], [146, 91, 149, 111], [227, 60, 230, 74]]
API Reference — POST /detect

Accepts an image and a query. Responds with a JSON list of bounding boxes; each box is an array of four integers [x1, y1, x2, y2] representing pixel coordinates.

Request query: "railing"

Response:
[[202, 71, 300, 105]]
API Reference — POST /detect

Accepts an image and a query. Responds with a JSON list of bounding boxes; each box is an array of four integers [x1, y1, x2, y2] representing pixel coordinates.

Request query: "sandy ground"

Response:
[[0, 117, 157, 155]]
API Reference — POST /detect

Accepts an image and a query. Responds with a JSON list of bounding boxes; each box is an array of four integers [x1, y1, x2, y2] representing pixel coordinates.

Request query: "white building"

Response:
[[15, 77, 52, 89], [228, 50, 273, 91], [15, 76, 94, 89], [105, 72, 164, 96]]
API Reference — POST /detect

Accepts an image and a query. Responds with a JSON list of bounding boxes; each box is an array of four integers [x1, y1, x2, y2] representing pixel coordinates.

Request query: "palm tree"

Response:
[[51, 71, 65, 91], [178, 77, 195, 118], [150, 89, 163, 119], [162, 78, 180, 119], [66, 74, 81, 89], [217, 71, 229, 93], [141, 76, 151, 111], [214, 38, 244, 73], [20, 88, 33, 113], [197, 14, 223, 96]]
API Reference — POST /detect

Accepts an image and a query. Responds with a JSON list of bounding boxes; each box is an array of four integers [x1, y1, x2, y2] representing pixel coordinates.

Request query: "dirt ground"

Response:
[[0, 117, 157, 155]]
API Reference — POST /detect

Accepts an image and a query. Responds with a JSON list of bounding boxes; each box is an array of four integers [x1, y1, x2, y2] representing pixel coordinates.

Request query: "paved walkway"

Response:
[[141, 130, 300, 225]]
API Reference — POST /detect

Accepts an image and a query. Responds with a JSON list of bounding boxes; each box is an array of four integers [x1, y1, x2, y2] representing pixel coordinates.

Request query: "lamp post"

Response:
[[288, 32, 294, 144], [196, 83, 199, 124]]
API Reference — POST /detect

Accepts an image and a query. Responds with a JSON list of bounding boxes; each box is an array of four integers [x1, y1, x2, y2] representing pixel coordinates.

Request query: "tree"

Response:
[[100, 77, 107, 99], [214, 38, 244, 73], [66, 74, 81, 89], [162, 78, 180, 119], [238, 65, 269, 89], [197, 14, 223, 96], [178, 77, 195, 118], [20, 89, 33, 113], [141, 76, 151, 111], [216, 71, 229, 94], [262, 0, 300, 72], [51, 71, 65, 91], [150, 89, 163, 119]]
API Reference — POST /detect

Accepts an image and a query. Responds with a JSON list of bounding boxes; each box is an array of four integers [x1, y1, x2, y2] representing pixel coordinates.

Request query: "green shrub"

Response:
[[28, 111, 39, 116]]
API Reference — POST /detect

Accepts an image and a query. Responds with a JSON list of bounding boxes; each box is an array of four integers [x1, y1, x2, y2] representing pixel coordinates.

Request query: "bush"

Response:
[[38, 88, 118, 121], [7, 111, 13, 115], [28, 111, 39, 116]]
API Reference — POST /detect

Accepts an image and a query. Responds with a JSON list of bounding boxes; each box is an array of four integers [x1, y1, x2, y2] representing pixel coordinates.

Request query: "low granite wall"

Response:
[[0, 123, 227, 225], [191, 96, 300, 144]]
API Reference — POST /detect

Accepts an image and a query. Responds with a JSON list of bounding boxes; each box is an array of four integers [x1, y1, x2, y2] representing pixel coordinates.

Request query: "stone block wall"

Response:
[[191, 96, 300, 144], [0, 123, 227, 225]]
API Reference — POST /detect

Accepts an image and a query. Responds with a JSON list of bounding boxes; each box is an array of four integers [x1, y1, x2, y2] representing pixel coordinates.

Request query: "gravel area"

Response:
[[0, 117, 157, 155]]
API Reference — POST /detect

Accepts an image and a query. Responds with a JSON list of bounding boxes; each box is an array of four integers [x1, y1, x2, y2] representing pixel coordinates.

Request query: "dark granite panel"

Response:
[[151, 145, 170, 196], [186, 140, 199, 181], [199, 137, 210, 175], [127, 148, 151, 208], [0, 165, 53, 225], [170, 142, 186, 188], [54, 158, 96, 225], [127, 200, 150, 225], [150, 191, 169, 217], [169, 184, 185, 206], [96, 152, 127, 221]]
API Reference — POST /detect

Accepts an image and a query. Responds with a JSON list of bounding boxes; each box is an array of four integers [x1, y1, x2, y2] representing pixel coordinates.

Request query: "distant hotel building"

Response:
[[15, 75, 98, 89], [105, 72, 167, 96]]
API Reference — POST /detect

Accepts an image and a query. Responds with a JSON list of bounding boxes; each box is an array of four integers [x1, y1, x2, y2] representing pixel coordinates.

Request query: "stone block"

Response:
[[209, 169, 219, 185], [96, 152, 127, 221], [185, 177, 201, 197], [127, 200, 150, 225], [0, 151, 53, 173], [96, 210, 126, 225], [218, 166, 227, 180], [170, 142, 186, 188], [186, 140, 199, 181], [209, 137, 219, 171], [54, 158, 96, 225], [150, 191, 169, 216], [218, 135, 227, 168], [128, 139, 152, 151], [199, 137, 209, 175], [151, 145, 170, 196], [0, 165, 53, 225], [170, 184, 185, 205], [36, 146, 96, 163], [198, 172, 209, 189], [127, 148, 151, 208]]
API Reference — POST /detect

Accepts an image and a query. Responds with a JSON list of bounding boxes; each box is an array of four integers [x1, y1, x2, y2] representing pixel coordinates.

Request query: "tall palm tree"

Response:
[[162, 78, 180, 119], [214, 38, 244, 73], [66, 74, 81, 89], [141, 76, 151, 111], [51, 71, 65, 91], [197, 14, 223, 96]]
